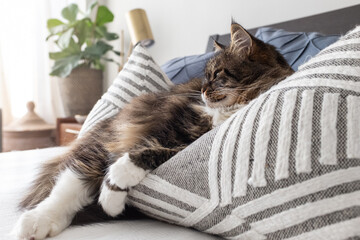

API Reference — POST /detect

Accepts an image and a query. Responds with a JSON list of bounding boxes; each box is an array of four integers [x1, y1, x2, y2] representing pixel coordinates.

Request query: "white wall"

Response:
[[103, 0, 360, 87]]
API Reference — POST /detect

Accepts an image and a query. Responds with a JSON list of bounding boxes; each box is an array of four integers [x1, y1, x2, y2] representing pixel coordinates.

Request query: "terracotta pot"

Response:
[[56, 67, 103, 117]]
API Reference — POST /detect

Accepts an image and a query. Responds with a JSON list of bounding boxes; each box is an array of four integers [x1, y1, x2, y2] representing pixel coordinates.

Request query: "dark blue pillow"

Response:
[[255, 27, 340, 71], [161, 51, 216, 84]]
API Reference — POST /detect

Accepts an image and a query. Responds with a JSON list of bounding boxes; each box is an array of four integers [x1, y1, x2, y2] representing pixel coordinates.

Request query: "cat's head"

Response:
[[202, 22, 294, 108]]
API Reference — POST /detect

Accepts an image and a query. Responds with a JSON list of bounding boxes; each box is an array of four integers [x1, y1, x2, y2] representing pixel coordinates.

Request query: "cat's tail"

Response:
[[19, 154, 68, 210]]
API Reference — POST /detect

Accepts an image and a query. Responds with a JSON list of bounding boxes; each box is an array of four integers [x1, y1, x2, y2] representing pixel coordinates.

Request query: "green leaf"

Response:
[[95, 6, 114, 26], [93, 59, 104, 70], [57, 28, 74, 49], [85, 39, 93, 47], [94, 26, 106, 37], [68, 37, 81, 52], [49, 39, 81, 60], [46, 26, 69, 41], [49, 51, 70, 60], [46, 20, 80, 41], [84, 41, 113, 58], [47, 19, 64, 29], [47, 19, 67, 36], [101, 56, 120, 66], [74, 19, 92, 46], [95, 26, 118, 40], [112, 50, 121, 56], [50, 55, 82, 78], [105, 32, 118, 40], [61, 4, 79, 22]]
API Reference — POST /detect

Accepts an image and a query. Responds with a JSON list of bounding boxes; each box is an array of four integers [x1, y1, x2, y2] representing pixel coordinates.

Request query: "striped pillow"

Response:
[[128, 26, 360, 239], [79, 44, 173, 136]]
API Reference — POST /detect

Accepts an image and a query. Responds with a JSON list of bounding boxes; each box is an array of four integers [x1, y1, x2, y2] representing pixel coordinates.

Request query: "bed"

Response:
[[1, 4, 359, 240]]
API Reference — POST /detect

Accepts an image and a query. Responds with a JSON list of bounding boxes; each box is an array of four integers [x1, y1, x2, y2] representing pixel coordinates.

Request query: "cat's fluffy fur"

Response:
[[13, 23, 293, 240]]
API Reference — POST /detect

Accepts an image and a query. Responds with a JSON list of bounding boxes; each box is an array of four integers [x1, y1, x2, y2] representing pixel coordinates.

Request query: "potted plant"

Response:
[[47, 2, 119, 117]]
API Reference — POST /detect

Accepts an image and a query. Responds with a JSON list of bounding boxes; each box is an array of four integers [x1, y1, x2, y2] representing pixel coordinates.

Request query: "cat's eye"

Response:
[[224, 68, 236, 79], [213, 69, 221, 79]]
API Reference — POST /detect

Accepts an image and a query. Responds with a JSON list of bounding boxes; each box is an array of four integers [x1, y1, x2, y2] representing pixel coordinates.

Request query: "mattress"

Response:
[[0, 147, 222, 240]]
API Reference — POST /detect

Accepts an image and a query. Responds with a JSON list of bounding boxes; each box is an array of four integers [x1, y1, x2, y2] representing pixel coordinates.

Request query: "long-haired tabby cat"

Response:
[[13, 22, 293, 239]]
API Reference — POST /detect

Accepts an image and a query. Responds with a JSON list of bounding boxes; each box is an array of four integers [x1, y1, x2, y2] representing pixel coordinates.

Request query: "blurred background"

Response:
[[0, 0, 359, 126]]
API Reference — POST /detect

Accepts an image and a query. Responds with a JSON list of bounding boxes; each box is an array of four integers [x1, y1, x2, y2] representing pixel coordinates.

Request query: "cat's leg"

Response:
[[98, 152, 148, 217], [13, 168, 93, 240], [99, 147, 183, 217]]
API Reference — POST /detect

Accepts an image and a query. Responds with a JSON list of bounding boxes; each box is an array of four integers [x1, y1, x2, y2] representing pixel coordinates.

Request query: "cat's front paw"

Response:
[[108, 153, 148, 189], [98, 153, 148, 217], [98, 182, 127, 217], [12, 208, 71, 240]]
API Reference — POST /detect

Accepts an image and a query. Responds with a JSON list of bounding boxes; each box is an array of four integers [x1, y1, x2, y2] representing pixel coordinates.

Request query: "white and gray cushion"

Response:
[[128, 26, 360, 239], [79, 44, 173, 136]]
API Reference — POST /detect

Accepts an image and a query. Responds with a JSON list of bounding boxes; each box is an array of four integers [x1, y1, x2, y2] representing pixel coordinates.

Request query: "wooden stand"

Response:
[[56, 118, 83, 146]]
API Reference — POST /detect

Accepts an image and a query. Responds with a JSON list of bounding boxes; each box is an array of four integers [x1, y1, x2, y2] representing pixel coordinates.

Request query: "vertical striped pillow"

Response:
[[129, 26, 360, 239], [78, 44, 173, 136]]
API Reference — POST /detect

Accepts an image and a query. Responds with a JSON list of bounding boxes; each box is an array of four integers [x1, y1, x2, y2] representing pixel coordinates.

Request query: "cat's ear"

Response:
[[230, 22, 253, 55], [214, 40, 226, 52]]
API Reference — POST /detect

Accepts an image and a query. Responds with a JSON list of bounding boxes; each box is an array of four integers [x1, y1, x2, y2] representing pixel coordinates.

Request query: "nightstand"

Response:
[[56, 118, 82, 146]]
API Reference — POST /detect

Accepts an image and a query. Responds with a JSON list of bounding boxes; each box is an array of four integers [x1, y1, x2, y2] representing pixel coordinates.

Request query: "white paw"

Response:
[[98, 183, 127, 217], [12, 208, 71, 240], [98, 153, 148, 217], [108, 153, 148, 189]]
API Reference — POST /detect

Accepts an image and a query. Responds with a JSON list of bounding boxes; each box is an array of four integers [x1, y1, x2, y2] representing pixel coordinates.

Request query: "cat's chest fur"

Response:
[[198, 103, 245, 127]]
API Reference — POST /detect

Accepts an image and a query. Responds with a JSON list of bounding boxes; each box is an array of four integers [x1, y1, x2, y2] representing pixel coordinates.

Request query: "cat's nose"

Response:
[[202, 87, 210, 97], [203, 90, 208, 97], [201, 83, 212, 95]]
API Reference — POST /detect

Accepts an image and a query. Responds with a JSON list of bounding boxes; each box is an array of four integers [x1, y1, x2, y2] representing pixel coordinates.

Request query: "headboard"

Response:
[[206, 4, 360, 52]]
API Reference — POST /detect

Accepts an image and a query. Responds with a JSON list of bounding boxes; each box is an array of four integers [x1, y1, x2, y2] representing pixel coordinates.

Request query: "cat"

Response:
[[13, 22, 294, 240]]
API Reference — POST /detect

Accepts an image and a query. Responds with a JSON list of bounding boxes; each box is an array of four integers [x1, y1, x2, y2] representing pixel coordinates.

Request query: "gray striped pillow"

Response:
[[129, 26, 360, 239], [78, 44, 173, 136]]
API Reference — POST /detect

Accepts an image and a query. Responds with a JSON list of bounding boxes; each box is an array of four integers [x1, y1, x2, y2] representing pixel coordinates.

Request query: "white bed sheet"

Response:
[[0, 147, 222, 240]]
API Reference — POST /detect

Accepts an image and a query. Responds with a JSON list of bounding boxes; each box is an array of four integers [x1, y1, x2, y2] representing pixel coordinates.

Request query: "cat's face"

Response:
[[201, 23, 294, 108]]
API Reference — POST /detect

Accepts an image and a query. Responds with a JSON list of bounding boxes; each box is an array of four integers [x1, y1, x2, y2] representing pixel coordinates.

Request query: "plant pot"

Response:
[[56, 67, 103, 117]]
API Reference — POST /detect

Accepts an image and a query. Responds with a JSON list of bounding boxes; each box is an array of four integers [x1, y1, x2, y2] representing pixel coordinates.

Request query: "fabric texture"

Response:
[[79, 44, 173, 136], [161, 52, 216, 84], [128, 26, 360, 239], [255, 27, 340, 71]]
